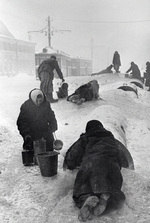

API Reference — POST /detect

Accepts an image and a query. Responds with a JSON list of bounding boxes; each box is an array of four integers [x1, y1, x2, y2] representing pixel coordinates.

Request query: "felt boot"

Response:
[[93, 193, 110, 216], [78, 196, 99, 222]]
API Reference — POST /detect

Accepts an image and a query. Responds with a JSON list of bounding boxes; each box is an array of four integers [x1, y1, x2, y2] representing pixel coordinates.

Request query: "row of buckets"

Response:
[[22, 138, 63, 177]]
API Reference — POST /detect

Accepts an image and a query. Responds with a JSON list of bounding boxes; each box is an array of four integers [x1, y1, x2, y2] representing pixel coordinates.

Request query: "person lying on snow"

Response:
[[63, 120, 125, 222], [16, 88, 58, 151], [91, 64, 113, 76], [67, 80, 99, 105]]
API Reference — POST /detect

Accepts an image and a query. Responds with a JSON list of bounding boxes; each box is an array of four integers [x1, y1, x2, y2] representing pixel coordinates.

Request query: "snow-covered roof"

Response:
[[0, 20, 15, 39], [35, 47, 70, 57]]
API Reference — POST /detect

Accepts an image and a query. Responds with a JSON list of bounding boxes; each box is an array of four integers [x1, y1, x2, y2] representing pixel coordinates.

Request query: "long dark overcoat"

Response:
[[112, 52, 121, 66], [63, 128, 124, 204]]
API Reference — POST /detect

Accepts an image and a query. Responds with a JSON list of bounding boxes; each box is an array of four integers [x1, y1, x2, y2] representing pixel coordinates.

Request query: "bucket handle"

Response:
[[53, 132, 57, 140]]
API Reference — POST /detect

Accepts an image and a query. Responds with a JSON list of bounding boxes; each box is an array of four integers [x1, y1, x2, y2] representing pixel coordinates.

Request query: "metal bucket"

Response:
[[53, 132, 63, 151], [53, 139, 63, 151], [37, 151, 59, 177], [22, 150, 34, 166]]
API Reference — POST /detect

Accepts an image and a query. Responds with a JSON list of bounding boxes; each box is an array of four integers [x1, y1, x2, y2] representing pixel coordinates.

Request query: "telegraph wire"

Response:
[[28, 25, 47, 33], [54, 18, 150, 24]]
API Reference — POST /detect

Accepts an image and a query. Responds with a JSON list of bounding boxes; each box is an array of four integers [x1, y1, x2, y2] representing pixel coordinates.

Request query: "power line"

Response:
[[28, 16, 71, 47], [55, 18, 150, 24], [28, 25, 47, 34]]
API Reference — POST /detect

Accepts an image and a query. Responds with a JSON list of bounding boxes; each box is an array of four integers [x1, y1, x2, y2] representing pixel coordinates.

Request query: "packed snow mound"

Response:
[[1, 73, 150, 222], [87, 105, 127, 145]]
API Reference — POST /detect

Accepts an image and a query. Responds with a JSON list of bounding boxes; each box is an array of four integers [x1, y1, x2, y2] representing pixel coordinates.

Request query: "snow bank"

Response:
[[87, 105, 127, 146], [1, 73, 150, 222]]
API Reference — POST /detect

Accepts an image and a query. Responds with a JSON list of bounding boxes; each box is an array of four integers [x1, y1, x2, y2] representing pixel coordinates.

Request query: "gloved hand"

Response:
[[62, 78, 65, 83], [24, 135, 33, 150], [25, 135, 33, 144]]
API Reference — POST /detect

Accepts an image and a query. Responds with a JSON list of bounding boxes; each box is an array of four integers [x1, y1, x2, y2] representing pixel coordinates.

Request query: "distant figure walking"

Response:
[[144, 61, 150, 91], [91, 64, 113, 76], [126, 62, 141, 80], [112, 51, 121, 73], [38, 55, 65, 103]]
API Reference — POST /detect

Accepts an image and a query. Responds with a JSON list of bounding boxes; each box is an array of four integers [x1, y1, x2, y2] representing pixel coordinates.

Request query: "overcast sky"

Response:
[[0, 0, 150, 71]]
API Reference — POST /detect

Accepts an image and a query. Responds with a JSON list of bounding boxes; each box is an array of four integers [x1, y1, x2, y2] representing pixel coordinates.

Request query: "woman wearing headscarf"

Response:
[[63, 120, 125, 221], [17, 88, 58, 151]]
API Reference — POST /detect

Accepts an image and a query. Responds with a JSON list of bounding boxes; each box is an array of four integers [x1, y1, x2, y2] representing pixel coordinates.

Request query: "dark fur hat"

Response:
[[86, 120, 103, 132], [51, 55, 56, 60]]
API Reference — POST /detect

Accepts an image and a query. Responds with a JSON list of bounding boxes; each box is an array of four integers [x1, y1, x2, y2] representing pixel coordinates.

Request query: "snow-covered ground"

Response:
[[0, 73, 150, 223]]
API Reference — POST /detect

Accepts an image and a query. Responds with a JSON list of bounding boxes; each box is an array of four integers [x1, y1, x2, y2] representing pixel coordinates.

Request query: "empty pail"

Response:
[[22, 150, 34, 166], [37, 151, 59, 177]]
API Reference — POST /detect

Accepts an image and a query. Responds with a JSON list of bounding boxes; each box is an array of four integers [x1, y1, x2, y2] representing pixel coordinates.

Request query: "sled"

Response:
[[115, 139, 134, 170]]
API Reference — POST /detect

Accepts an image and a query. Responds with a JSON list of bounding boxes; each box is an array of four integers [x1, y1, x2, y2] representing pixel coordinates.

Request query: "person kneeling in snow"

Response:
[[16, 88, 58, 151], [56, 82, 68, 99], [63, 120, 125, 221], [67, 80, 99, 105]]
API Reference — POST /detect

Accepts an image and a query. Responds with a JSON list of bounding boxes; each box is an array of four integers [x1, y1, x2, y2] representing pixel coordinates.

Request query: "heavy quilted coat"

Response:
[[64, 128, 124, 203], [17, 91, 57, 140]]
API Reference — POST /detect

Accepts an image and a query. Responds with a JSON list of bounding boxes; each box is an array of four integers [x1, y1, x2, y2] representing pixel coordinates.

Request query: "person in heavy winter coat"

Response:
[[17, 88, 58, 151], [63, 120, 125, 221], [67, 80, 99, 105], [112, 51, 121, 73], [126, 62, 141, 80], [38, 55, 65, 103], [144, 61, 150, 90]]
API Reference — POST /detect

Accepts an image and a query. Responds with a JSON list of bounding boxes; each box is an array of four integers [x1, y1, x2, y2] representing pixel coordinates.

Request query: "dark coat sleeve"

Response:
[[47, 102, 58, 132], [63, 134, 86, 170], [126, 66, 132, 73], [16, 103, 31, 138], [54, 60, 64, 80]]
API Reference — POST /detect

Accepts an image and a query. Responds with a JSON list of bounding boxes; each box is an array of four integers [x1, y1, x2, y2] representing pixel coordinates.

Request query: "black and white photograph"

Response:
[[0, 0, 150, 222]]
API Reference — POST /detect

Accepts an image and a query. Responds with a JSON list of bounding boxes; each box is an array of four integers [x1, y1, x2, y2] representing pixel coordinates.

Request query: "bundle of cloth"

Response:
[[67, 80, 99, 105]]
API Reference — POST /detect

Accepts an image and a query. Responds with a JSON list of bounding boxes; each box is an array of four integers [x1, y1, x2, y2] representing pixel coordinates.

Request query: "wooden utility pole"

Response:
[[91, 38, 94, 60], [47, 16, 51, 47], [28, 16, 71, 48]]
